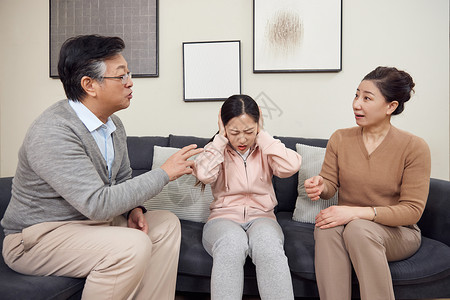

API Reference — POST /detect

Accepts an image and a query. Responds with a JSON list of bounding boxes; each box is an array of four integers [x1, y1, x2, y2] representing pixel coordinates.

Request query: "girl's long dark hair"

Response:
[[196, 94, 260, 191]]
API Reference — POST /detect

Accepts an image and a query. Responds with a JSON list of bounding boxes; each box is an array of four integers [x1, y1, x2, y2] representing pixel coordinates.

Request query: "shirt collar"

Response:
[[69, 100, 116, 133]]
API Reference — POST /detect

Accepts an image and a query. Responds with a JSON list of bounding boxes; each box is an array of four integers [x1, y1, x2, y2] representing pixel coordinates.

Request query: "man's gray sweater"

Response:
[[1, 100, 169, 235]]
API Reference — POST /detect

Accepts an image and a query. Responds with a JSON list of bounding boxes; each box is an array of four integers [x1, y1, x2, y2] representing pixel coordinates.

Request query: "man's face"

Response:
[[96, 54, 133, 118]]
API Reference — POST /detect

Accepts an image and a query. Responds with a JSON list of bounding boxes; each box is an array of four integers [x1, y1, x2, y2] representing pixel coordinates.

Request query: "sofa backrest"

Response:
[[126, 135, 328, 213], [0, 177, 13, 221], [127, 135, 211, 177], [418, 178, 450, 246]]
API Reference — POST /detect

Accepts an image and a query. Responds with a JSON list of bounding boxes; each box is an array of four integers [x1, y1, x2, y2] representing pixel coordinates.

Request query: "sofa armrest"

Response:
[[418, 178, 450, 247], [0, 177, 13, 219]]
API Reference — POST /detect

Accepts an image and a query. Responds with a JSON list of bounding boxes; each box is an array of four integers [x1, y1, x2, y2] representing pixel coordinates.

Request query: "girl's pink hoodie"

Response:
[[194, 131, 302, 223]]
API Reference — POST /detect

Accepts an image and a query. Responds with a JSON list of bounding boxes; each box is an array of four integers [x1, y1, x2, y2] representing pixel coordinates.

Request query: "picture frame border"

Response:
[[182, 40, 242, 102], [253, 0, 342, 73], [49, 0, 159, 78]]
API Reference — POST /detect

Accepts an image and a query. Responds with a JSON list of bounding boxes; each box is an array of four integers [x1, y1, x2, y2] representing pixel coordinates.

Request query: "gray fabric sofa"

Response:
[[0, 134, 449, 299]]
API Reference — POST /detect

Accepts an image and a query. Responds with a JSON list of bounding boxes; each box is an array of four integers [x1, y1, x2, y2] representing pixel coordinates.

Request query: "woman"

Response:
[[305, 66, 431, 300], [194, 94, 302, 300]]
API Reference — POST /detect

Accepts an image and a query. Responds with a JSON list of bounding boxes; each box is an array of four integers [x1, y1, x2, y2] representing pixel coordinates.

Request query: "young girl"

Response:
[[194, 94, 302, 300]]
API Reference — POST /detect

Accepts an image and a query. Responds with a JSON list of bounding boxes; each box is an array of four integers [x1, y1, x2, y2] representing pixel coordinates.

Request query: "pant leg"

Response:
[[202, 218, 249, 300], [314, 225, 352, 300], [113, 210, 181, 300], [246, 218, 294, 300], [3, 220, 152, 300], [343, 219, 421, 300]]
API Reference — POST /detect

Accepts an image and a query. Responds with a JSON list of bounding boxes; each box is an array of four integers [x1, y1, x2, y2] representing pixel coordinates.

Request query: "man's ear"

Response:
[[386, 101, 399, 115], [80, 76, 98, 97]]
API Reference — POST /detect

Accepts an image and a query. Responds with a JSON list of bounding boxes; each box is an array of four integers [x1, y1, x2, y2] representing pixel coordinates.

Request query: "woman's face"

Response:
[[225, 113, 258, 155], [353, 80, 397, 128]]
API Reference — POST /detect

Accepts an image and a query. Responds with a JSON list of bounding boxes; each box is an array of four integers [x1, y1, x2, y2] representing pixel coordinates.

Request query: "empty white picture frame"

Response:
[[183, 40, 241, 101]]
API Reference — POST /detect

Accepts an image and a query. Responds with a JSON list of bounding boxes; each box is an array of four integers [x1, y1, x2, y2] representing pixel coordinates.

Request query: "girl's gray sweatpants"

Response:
[[202, 217, 294, 300]]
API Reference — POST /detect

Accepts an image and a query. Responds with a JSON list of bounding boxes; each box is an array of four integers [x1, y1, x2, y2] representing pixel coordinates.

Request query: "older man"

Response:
[[1, 35, 201, 300]]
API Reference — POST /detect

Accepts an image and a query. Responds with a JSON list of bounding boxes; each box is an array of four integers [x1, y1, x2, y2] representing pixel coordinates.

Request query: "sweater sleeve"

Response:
[[193, 134, 228, 184], [375, 136, 431, 226], [25, 122, 169, 221], [256, 131, 302, 178], [112, 116, 132, 184], [319, 131, 340, 200]]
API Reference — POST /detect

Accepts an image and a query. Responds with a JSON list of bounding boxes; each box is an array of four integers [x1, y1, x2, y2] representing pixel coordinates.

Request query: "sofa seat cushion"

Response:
[[178, 220, 213, 277], [0, 259, 84, 300], [277, 212, 316, 280], [277, 212, 450, 285], [178, 220, 257, 278], [390, 237, 450, 284]]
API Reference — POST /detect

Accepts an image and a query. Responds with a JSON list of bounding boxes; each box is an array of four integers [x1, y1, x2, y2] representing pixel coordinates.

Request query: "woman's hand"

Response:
[[304, 176, 325, 200], [218, 110, 226, 137], [315, 206, 376, 229]]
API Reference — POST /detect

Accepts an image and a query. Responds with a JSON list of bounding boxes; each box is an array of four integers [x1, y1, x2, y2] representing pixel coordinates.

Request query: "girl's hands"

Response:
[[218, 110, 226, 137], [258, 107, 264, 133]]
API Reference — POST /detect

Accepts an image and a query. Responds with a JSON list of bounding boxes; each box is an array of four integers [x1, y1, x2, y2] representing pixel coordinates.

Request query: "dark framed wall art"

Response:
[[49, 0, 158, 78], [253, 0, 342, 73], [183, 40, 241, 102]]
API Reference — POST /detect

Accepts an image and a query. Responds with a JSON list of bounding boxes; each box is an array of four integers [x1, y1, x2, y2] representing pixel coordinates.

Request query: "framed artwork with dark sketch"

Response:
[[49, 0, 158, 78], [253, 0, 342, 73], [183, 41, 241, 102]]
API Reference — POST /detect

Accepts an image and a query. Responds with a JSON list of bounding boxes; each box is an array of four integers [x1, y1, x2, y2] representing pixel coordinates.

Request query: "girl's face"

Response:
[[225, 114, 258, 155], [353, 80, 398, 128]]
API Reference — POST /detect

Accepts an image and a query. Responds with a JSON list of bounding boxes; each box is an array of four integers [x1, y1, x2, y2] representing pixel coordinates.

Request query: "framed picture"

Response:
[[183, 41, 241, 102], [253, 0, 342, 73], [49, 0, 158, 78]]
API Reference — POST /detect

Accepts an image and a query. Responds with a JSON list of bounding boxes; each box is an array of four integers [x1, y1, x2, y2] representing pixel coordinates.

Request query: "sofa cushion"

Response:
[[273, 137, 328, 213], [389, 237, 450, 284], [178, 220, 213, 277], [278, 211, 450, 285], [178, 220, 257, 278], [293, 144, 337, 223], [277, 212, 316, 280], [0, 261, 84, 300], [126, 136, 169, 177], [144, 146, 213, 223]]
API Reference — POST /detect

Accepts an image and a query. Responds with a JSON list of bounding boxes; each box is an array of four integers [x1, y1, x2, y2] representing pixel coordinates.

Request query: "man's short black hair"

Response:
[[58, 35, 125, 101]]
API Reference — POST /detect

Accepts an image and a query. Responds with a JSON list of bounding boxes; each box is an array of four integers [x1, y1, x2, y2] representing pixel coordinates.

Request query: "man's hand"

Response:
[[128, 207, 148, 234], [160, 144, 203, 181]]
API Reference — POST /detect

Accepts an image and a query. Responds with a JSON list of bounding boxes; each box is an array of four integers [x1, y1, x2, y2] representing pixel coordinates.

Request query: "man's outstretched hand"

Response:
[[160, 144, 203, 181]]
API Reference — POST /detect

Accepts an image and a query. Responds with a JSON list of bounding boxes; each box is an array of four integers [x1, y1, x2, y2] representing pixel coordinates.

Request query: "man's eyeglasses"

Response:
[[103, 72, 132, 85]]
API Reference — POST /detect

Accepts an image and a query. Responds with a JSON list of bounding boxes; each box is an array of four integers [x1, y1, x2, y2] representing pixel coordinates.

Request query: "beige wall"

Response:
[[1, 0, 449, 180]]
